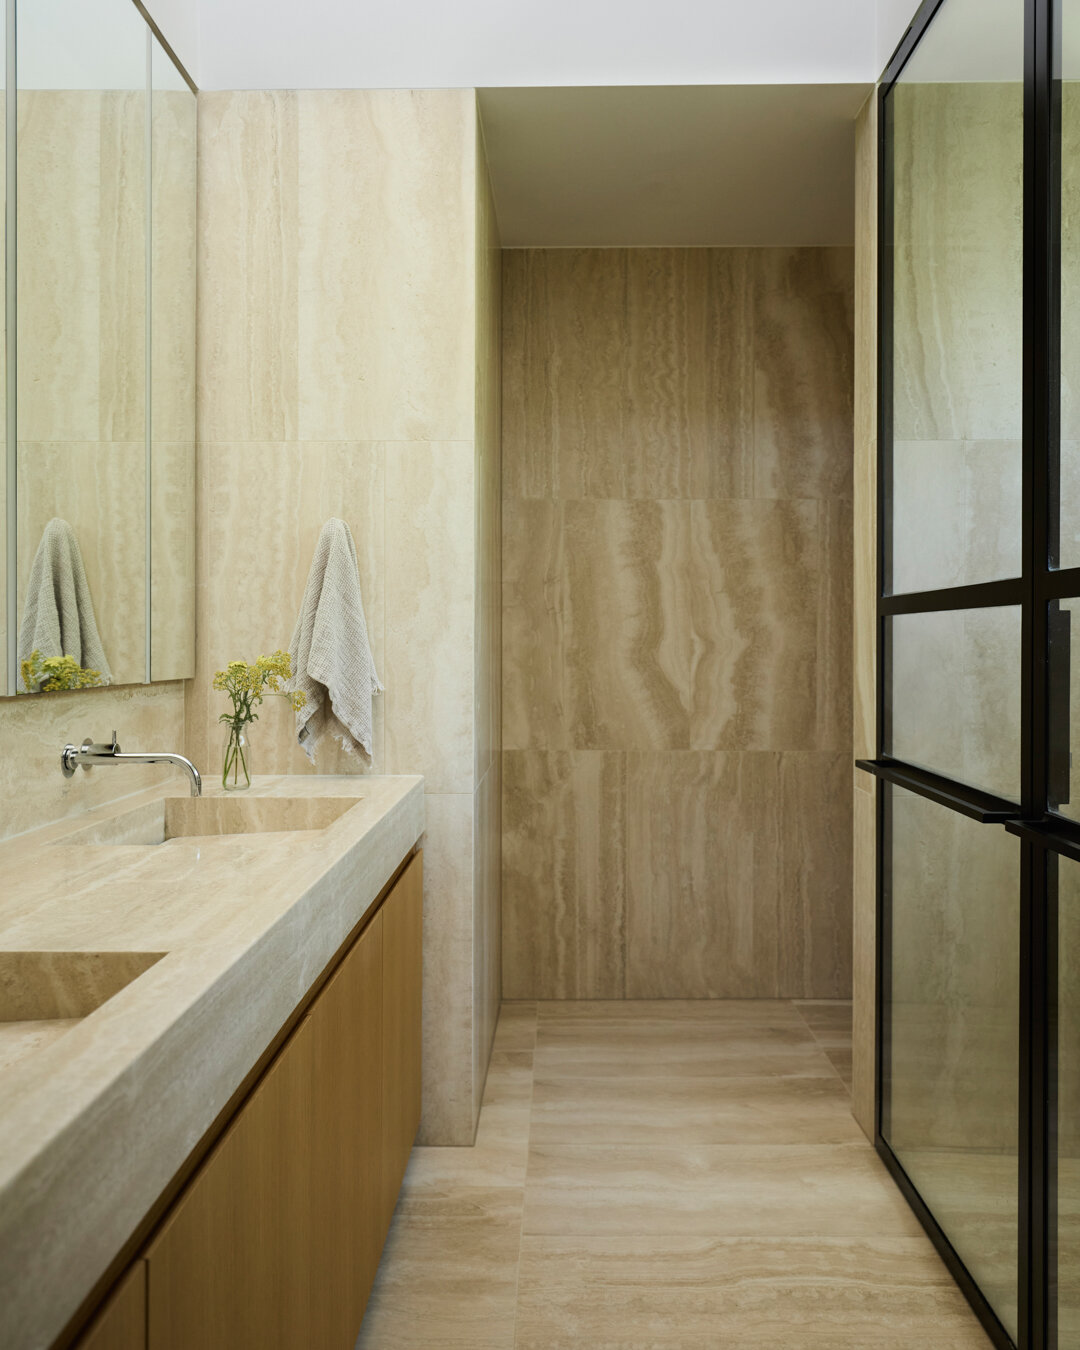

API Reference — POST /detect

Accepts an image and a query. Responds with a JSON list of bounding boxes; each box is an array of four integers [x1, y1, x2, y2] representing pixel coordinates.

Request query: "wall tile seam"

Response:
[[500, 492, 856, 505], [195, 438, 481, 448]]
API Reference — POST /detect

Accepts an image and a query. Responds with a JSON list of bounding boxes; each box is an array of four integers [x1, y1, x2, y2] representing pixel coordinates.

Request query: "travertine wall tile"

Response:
[[752, 248, 854, 501], [690, 498, 852, 752], [502, 750, 626, 1000], [296, 90, 475, 443], [473, 127, 503, 1108], [17, 92, 105, 443], [622, 250, 698, 499], [503, 498, 692, 752], [501, 249, 627, 499], [502, 247, 854, 999], [473, 759, 502, 1119], [0, 681, 186, 841], [187, 440, 385, 779], [150, 441, 196, 683], [385, 442, 476, 793], [97, 90, 147, 444], [152, 89, 197, 446], [193, 90, 498, 1144], [624, 751, 851, 1000], [419, 791, 477, 1146], [689, 249, 755, 499], [196, 91, 299, 443], [475, 133, 503, 788]]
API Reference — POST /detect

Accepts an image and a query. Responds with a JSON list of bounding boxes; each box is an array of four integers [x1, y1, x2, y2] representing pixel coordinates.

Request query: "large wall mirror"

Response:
[[0, 0, 195, 697]]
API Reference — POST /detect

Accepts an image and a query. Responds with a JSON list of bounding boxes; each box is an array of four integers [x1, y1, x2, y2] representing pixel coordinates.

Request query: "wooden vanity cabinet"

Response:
[[138, 851, 422, 1350], [73, 1264, 146, 1350]]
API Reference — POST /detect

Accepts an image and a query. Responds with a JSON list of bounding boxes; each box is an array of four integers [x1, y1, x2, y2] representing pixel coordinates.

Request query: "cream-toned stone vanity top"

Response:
[[0, 774, 424, 1350]]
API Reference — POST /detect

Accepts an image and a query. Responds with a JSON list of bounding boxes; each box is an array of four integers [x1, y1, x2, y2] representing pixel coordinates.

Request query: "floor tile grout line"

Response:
[[790, 997, 852, 1093]]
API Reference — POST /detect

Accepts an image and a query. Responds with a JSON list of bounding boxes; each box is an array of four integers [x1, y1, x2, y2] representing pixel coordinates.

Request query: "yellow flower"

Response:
[[213, 650, 306, 726], [20, 650, 103, 693]]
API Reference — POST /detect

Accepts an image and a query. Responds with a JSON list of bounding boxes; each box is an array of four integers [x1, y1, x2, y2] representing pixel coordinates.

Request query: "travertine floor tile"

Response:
[[536, 998, 803, 1022], [513, 1236, 993, 1349], [529, 1073, 864, 1145], [522, 1143, 925, 1238], [355, 1211, 520, 1349], [535, 1008, 836, 1080], [794, 998, 854, 1041], [402, 1050, 533, 1195], [359, 1000, 991, 1348], [492, 1000, 538, 1051]]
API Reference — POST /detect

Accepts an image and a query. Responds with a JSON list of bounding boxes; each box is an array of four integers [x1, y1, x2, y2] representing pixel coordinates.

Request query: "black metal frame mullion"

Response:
[[874, 0, 1058, 1345]]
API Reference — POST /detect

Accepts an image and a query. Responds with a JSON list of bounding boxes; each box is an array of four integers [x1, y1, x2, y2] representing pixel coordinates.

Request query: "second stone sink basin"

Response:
[[0, 950, 165, 1073], [57, 795, 362, 848]]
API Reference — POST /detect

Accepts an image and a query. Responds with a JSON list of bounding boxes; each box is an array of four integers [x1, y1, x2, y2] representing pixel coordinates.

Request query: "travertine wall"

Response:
[[189, 90, 501, 1144], [0, 681, 187, 841], [501, 246, 855, 1000]]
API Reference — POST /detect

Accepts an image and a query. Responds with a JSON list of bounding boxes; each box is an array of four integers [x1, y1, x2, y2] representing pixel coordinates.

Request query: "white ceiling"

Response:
[[189, 0, 882, 91], [479, 84, 870, 248], [144, 0, 922, 94]]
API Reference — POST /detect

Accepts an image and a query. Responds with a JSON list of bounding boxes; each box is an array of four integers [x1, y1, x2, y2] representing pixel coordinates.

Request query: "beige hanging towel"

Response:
[[17, 517, 112, 690], [289, 518, 382, 761]]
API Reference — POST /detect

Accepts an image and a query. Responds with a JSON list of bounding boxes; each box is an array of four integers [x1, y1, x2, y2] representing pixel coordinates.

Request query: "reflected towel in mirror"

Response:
[[17, 517, 112, 691], [288, 518, 382, 761]]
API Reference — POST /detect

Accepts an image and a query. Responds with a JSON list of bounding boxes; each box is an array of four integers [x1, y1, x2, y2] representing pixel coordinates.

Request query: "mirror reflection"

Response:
[[7, 0, 195, 696]]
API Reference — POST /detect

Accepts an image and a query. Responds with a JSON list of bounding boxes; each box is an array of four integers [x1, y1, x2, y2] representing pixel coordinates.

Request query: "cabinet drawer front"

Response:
[[145, 1012, 319, 1350], [75, 1263, 146, 1350]]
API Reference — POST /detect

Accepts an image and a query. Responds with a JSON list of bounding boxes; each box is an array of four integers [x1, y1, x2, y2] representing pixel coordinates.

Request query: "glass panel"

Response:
[[1060, 5, 1080, 569], [1060, 857, 1080, 1346], [888, 605, 1021, 800], [148, 36, 195, 681], [889, 0, 1023, 594], [15, 0, 147, 692], [884, 785, 1020, 1338], [1050, 599, 1080, 820], [0, 5, 7, 696]]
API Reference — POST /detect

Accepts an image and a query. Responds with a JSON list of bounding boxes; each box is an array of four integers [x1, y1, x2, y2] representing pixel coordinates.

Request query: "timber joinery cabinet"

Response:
[[75, 852, 423, 1350]]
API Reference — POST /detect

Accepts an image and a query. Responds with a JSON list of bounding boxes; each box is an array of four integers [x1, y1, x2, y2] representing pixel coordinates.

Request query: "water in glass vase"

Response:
[[222, 722, 253, 791]]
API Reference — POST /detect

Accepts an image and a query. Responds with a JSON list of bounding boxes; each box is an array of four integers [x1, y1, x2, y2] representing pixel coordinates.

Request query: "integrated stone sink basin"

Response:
[[57, 795, 362, 848], [0, 950, 165, 1073]]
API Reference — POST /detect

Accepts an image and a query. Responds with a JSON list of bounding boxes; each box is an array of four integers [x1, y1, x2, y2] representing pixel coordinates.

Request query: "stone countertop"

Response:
[[0, 774, 425, 1350]]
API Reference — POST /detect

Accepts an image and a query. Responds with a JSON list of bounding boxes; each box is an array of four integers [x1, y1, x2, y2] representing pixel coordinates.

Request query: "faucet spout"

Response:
[[61, 732, 202, 796]]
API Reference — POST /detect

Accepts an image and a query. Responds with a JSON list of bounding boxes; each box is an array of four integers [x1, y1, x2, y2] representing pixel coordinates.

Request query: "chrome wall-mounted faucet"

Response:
[[61, 731, 202, 797]]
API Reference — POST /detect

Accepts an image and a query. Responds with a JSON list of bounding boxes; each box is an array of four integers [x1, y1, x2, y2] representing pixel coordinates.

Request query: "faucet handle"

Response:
[[82, 731, 121, 756]]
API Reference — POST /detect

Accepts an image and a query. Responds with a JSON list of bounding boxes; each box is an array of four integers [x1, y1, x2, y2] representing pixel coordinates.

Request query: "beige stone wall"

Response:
[[150, 87, 197, 682], [472, 121, 502, 1120], [190, 89, 500, 1145], [0, 681, 187, 841], [501, 246, 854, 1000]]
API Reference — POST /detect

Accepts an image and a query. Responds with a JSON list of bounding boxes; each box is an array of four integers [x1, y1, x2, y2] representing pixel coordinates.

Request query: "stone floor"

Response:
[[357, 999, 993, 1349]]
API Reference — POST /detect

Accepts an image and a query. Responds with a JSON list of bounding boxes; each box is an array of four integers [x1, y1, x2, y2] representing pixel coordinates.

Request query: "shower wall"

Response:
[[501, 246, 855, 1000]]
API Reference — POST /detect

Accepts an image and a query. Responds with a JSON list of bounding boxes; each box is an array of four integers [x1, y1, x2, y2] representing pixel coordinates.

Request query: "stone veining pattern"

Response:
[[501, 247, 855, 1000], [357, 1000, 992, 1349]]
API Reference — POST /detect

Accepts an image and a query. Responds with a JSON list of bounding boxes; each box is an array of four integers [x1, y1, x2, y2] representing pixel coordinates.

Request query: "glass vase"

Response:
[[222, 721, 253, 791]]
